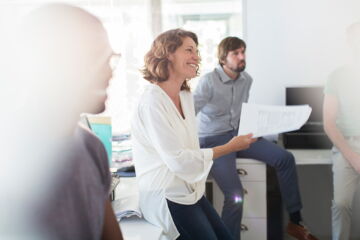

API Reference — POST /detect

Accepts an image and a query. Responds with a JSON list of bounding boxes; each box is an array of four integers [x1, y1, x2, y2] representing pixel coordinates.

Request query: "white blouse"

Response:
[[131, 84, 213, 240]]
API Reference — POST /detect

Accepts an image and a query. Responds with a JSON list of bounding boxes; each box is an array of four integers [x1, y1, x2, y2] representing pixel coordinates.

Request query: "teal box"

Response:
[[88, 116, 112, 166]]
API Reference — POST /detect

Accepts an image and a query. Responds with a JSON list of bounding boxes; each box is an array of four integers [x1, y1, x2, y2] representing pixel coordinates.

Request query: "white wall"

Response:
[[244, 1, 360, 238], [245, 0, 360, 105]]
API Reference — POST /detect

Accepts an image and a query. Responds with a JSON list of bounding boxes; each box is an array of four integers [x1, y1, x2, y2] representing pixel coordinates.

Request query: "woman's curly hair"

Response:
[[141, 28, 199, 91]]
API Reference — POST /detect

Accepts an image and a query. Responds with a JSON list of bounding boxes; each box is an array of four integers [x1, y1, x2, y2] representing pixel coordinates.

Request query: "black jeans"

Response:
[[167, 196, 234, 240]]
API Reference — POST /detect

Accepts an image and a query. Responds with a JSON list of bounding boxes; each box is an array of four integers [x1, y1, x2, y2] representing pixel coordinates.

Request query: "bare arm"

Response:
[[323, 94, 360, 173], [212, 133, 257, 159], [101, 199, 123, 240]]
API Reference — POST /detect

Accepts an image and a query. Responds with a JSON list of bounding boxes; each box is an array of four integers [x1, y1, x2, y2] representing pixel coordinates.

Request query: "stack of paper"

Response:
[[112, 193, 142, 222], [112, 137, 133, 170]]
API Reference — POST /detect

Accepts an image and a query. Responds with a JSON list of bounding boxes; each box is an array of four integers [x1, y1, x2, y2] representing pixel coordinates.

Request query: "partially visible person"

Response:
[[194, 36, 318, 240], [6, 4, 123, 240], [323, 22, 360, 240], [131, 28, 256, 240]]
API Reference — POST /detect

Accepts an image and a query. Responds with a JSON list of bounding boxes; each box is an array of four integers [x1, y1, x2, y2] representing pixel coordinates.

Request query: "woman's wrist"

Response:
[[212, 143, 231, 160]]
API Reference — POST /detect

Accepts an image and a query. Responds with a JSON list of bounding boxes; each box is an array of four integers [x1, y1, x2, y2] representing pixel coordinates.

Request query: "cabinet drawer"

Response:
[[212, 181, 266, 218], [236, 164, 266, 181], [243, 181, 267, 218], [241, 218, 267, 240]]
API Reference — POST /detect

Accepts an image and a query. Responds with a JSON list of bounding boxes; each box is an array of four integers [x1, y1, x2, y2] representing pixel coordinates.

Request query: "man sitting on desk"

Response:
[[194, 37, 318, 240], [16, 4, 123, 240]]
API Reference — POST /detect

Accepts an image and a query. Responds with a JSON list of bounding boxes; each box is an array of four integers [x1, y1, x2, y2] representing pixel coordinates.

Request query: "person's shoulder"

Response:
[[200, 67, 218, 80], [137, 84, 169, 113], [335, 65, 357, 76], [198, 68, 219, 87], [76, 123, 103, 148], [325, 65, 354, 93], [77, 123, 95, 139], [73, 123, 108, 164], [148, 84, 165, 96], [138, 84, 163, 105], [76, 123, 111, 188], [330, 65, 347, 75], [241, 71, 253, 82], [327, 65, 351, 84]]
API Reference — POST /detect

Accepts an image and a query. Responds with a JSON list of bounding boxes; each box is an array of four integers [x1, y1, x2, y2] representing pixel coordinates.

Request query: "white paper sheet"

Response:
[[238, 103, 312, 138]]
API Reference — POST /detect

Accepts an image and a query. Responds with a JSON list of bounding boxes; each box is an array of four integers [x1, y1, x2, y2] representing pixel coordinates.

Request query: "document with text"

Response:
[[238, 103, 312, 138]]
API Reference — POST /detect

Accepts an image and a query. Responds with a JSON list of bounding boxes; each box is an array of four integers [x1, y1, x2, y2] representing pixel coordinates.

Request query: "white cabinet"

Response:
[[211, 158, 267, 240], [241, 218, 267, 240]]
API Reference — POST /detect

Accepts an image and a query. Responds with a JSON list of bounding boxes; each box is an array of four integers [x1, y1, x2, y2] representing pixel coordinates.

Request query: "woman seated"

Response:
[[131, 28, 256, 240]]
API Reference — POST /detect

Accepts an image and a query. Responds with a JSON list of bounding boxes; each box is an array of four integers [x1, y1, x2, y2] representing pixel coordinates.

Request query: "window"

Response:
[[2, 0, 244, 133]]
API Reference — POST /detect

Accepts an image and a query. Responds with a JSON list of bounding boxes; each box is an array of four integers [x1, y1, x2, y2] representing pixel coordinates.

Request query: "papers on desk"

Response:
[[238, 103, 312, 138], [112, 193, 142, 222]]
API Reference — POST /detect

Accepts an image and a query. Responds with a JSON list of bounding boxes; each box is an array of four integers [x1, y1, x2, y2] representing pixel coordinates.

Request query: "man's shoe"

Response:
[[286, 222, 319, 240]]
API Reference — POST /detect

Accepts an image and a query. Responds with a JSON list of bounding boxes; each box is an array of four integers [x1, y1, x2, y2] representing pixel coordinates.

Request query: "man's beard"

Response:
[[231, 61, 246, 73]]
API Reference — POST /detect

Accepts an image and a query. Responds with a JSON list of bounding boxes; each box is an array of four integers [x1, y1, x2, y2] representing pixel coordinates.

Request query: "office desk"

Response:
[[117, 150, 334, 240], [115, 177, 162, 240], [120, 216, 162, 240], [288, 149, 332, 165]]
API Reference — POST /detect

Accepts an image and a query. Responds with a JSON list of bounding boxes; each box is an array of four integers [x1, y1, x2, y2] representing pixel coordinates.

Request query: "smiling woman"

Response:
[[131, 28, 255, 240]]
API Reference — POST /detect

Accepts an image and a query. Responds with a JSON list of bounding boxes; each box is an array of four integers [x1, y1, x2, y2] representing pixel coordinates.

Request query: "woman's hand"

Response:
[[212, 133, 257, 160], [226, 133, 257, 152]]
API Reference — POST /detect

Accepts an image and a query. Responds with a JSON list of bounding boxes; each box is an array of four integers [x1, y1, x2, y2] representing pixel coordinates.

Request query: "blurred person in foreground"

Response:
[[131, 28, 256, 240], [2, 4, 123, 240], [323, 22, 360, 240]]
